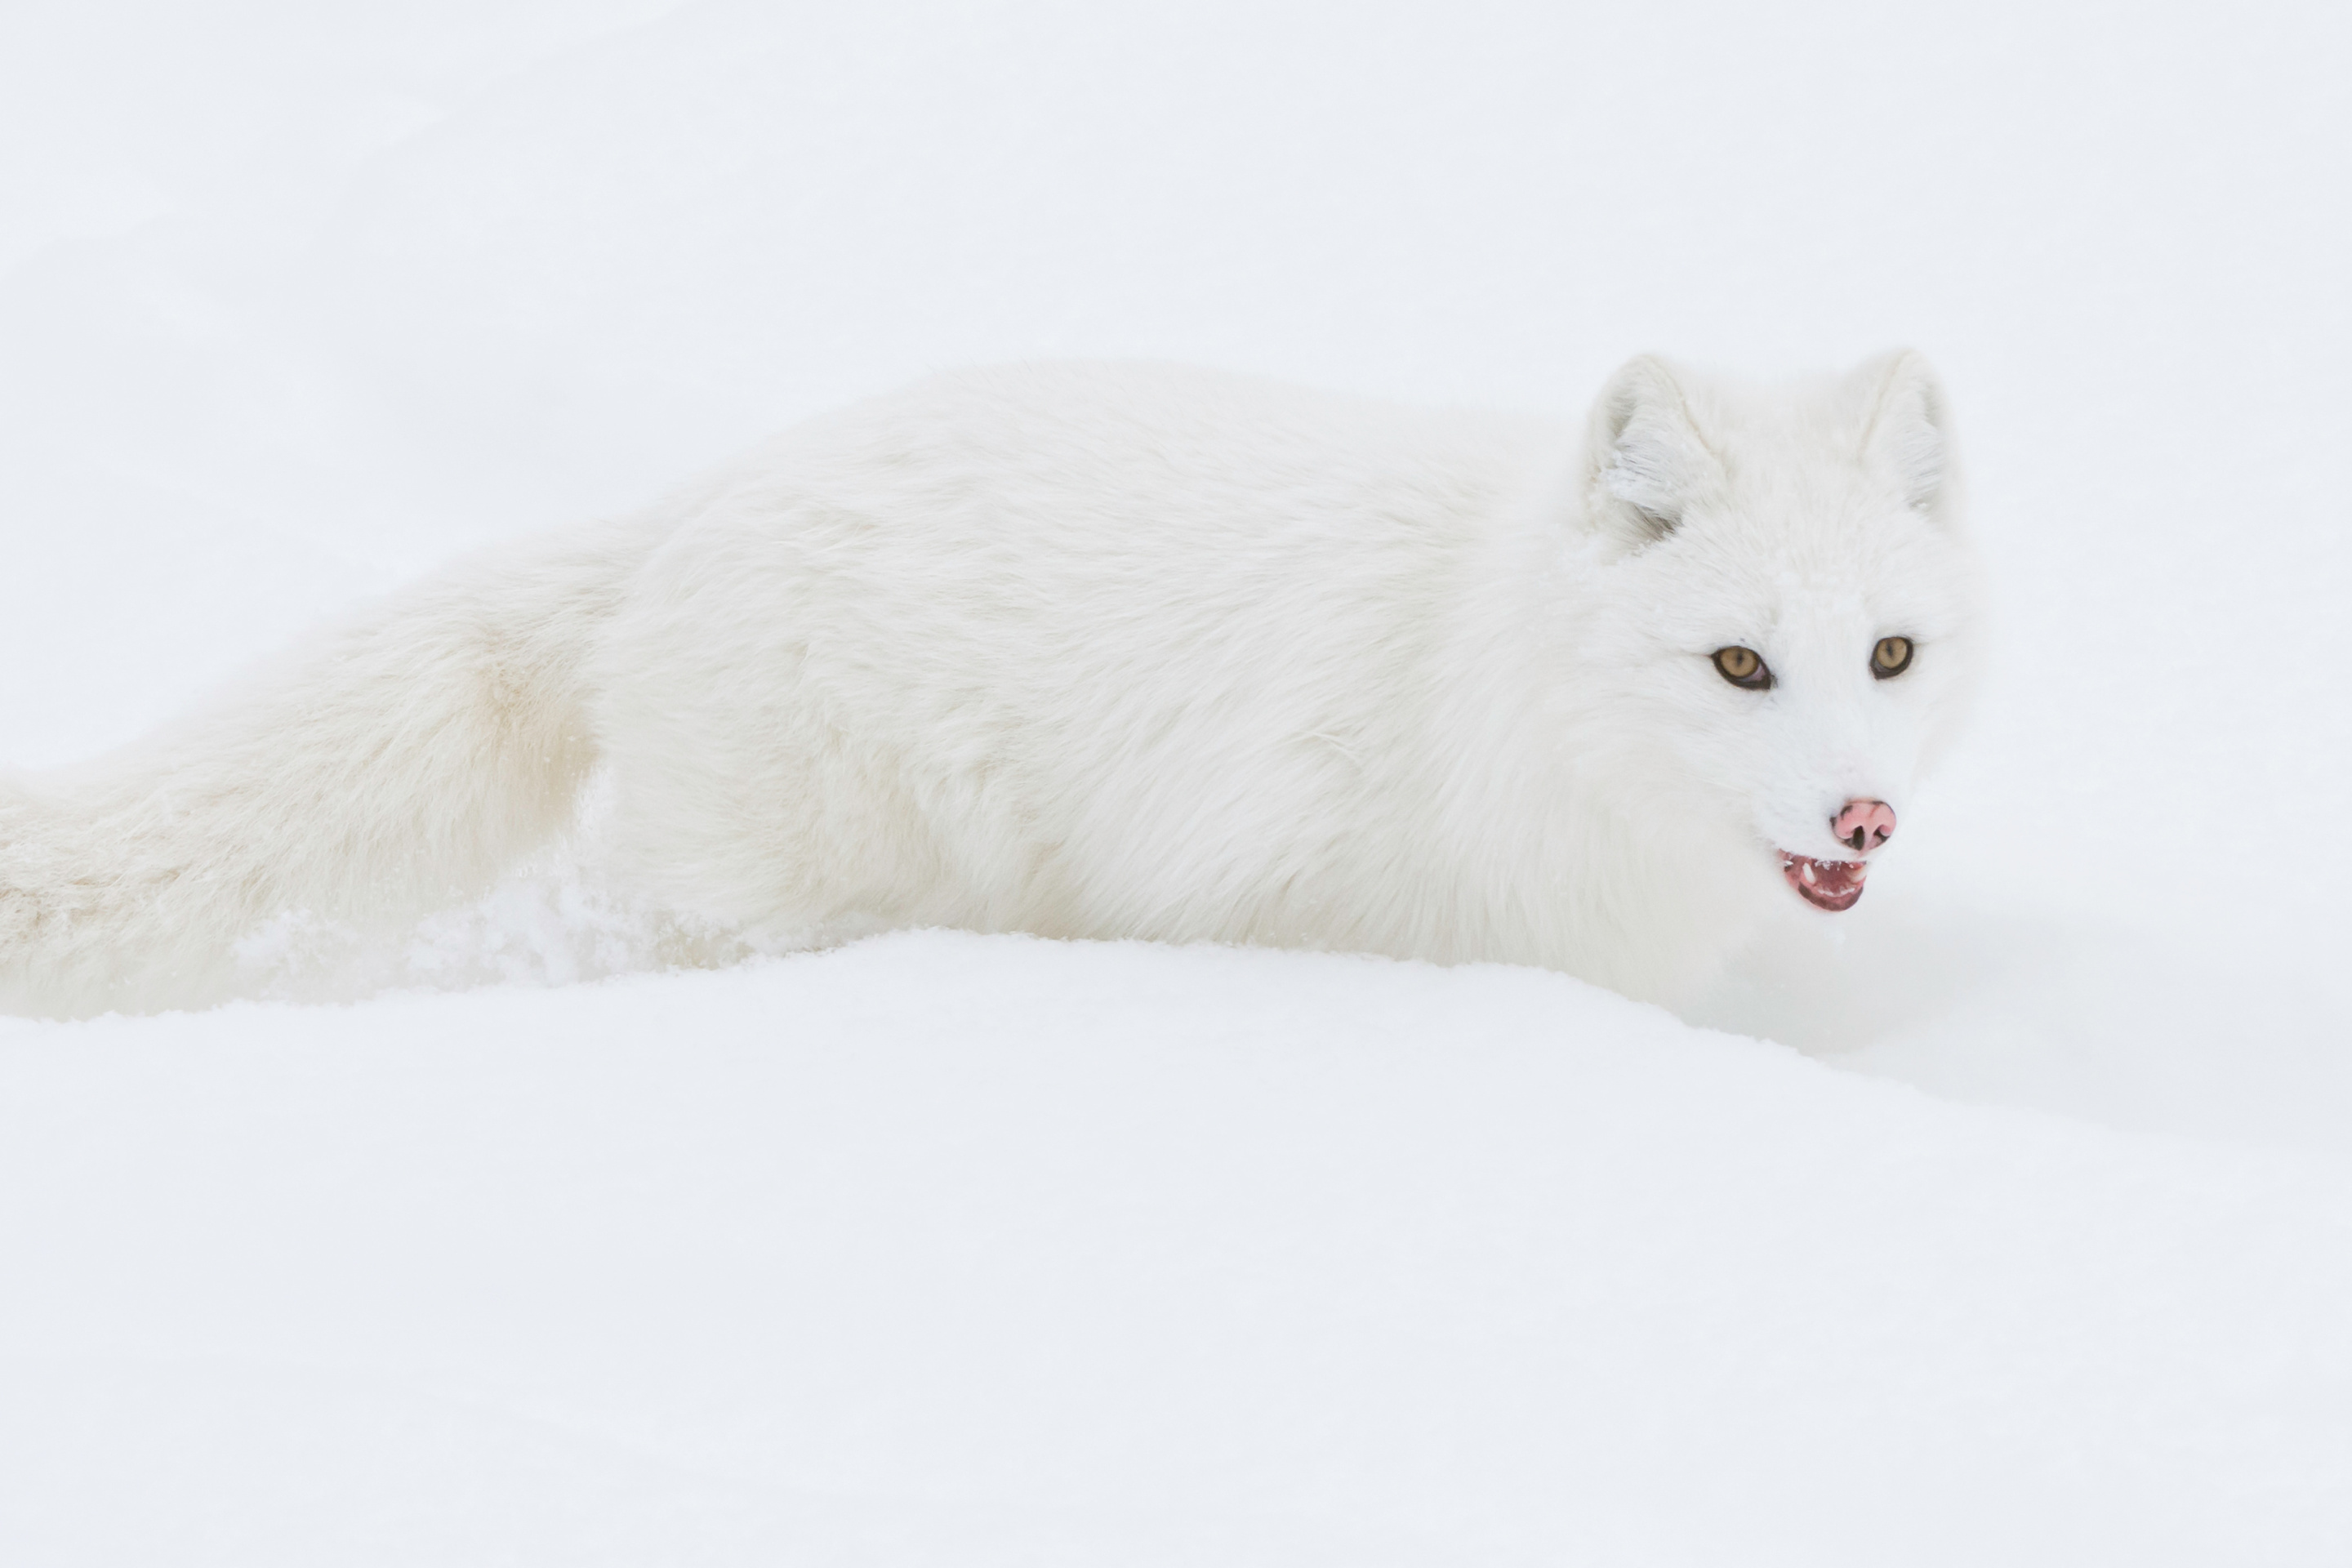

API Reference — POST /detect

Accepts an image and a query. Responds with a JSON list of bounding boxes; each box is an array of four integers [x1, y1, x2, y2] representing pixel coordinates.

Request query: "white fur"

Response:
[[0, 356, 1981, 1015]]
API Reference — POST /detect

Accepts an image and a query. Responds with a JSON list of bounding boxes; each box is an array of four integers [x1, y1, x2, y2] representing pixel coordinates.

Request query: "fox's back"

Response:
[[594, 363, 1564, 946]]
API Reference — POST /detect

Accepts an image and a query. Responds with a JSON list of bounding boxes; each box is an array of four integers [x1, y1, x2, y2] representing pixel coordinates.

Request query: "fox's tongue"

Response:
[[1782, 853, 1869, 912]]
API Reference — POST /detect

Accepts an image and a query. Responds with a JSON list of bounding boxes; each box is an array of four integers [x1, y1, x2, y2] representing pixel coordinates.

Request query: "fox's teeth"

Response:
[[1800, 862, 1817, 884]]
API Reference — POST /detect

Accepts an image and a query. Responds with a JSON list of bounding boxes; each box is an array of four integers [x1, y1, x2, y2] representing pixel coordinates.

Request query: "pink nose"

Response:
[[1831, 798, 1897, 854]]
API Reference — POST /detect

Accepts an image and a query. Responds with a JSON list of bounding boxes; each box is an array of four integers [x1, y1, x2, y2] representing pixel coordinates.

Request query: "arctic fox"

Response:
[[0, 354, 1979, 1015]]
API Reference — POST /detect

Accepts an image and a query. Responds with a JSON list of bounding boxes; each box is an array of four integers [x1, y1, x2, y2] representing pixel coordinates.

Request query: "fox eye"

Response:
[[1713, 646, 1772, 690], [1871, 636, 1914, 679]]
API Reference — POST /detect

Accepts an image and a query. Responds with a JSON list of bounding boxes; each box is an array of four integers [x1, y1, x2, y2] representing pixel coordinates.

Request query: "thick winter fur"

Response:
[[0, 356, 1980, 1015]]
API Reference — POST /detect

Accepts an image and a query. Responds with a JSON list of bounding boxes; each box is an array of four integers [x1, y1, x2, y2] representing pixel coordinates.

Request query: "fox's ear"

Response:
[[1854, 350, 1957, 523], [1581, 354, 1719, 549]]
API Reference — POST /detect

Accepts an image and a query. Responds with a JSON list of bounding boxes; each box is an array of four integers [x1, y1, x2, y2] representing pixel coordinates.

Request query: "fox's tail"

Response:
[[0, 517, 666, 1015]]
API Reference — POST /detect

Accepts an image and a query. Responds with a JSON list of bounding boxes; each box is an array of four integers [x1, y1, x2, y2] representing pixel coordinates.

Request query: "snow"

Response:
[[3, 2, 2351, 1561], [9, 936, 2352, 1563]]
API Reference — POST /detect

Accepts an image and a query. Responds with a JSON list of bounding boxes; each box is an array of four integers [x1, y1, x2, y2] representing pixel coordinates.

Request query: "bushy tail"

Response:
[[0, 517, 666, 1015]]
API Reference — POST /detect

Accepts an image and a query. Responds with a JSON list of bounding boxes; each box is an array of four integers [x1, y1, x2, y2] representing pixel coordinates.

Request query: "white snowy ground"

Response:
[[2, 2, 2351, 1561]]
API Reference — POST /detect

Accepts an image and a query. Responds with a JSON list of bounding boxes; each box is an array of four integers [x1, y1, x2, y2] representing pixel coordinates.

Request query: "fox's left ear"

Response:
[[1852, 350, 1959, 525]]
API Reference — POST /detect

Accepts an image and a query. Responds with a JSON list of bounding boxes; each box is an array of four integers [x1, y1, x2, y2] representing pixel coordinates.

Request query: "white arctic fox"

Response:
[[0, 354, 1979, 1015]]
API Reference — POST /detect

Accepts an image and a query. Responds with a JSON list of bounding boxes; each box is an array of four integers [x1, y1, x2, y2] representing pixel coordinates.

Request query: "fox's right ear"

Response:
[[1580, 354, 1720, 550]]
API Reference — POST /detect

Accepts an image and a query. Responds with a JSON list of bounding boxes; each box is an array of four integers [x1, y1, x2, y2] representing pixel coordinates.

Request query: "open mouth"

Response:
[[1781, 853, 1869, 912]]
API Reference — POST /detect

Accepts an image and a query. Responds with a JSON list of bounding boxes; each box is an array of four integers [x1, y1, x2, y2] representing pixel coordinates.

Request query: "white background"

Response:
[[1, 3, 2349, 1561]]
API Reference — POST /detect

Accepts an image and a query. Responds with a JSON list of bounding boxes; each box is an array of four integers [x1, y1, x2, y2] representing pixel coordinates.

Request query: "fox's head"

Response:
[[1564, 350, 1983, 918]]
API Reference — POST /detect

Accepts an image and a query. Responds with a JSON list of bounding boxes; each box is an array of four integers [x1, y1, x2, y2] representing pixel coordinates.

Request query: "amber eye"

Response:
[[1713, 645, 1773, 690], [1871, 636, 1914, 679]]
